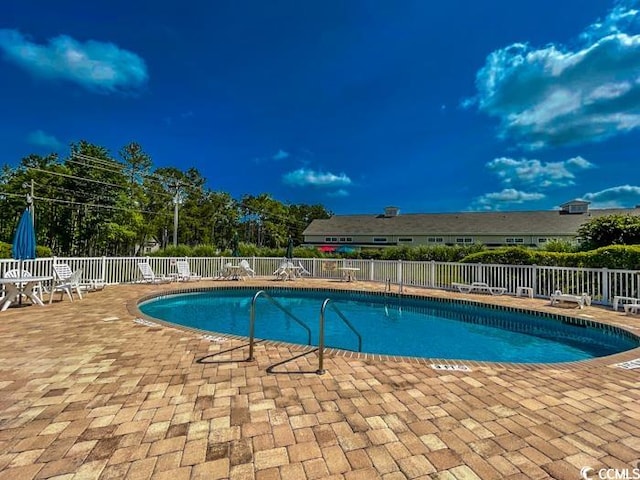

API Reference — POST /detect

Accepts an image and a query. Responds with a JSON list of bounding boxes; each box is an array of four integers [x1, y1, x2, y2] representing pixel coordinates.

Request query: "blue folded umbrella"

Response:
[[12, 208, 36, 261]]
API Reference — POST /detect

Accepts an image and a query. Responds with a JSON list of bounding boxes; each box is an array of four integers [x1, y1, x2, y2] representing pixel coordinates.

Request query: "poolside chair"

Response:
[[137, 262, 172, 284], [238, 260, 255, 279], [297, 261, 312, 277], [273, 260, 290, 281], [452, 281, 506, 295], [50, 267, 84, 303], [550, 290, 591, 309], [175, 260, 202, 282]]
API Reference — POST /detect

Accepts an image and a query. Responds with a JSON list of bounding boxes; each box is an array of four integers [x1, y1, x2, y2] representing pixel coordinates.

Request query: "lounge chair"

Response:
[[624, 304, 640, 315], [50, 266, 84, 303], [550, 290, 591, 309], [613, 295, 639, 311], [452, 282, 506, 295], [137, 262, 172, 284], [176, 260, 202, 281], [238, 260, 255, 279]]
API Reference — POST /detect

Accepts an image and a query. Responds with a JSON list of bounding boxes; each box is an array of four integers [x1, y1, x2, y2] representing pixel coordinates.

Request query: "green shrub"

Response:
[[191, 245, 218, 257], [0, 241, 51, 259], [461, 245, 640, 269], [151, 244, 193, 257]]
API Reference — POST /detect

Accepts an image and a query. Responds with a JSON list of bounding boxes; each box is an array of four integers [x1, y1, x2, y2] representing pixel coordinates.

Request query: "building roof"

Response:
[[303, 208, 640, 237]]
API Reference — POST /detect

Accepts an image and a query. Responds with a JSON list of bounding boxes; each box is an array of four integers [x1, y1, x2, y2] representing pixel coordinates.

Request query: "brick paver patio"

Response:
[[1, 279, 639, 479]]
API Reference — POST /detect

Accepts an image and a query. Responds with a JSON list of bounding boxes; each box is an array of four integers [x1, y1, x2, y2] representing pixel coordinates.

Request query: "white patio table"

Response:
[[338, 267, 360, 282], [0, 276, 53, 311]]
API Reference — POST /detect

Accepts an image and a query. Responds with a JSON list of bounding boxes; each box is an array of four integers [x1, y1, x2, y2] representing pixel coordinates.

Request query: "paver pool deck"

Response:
[[1, 279, 639, 480]]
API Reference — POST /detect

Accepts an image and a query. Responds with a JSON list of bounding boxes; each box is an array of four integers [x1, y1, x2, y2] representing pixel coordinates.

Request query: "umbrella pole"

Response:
[[18, 259, 23, 306]]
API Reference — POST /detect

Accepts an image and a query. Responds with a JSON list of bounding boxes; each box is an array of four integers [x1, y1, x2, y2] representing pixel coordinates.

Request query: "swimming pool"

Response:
[[137, 287, 639, 363]]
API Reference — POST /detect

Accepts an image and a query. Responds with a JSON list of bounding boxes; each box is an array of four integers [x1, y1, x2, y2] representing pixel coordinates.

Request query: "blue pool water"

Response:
[[138, 288, 639, 363]]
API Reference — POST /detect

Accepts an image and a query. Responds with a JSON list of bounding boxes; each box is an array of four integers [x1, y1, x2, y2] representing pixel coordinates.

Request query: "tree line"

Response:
[[0, 140, 331, 256]]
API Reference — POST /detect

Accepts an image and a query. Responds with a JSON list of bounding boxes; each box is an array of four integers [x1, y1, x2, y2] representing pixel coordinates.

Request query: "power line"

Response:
[[31, 194, 173, 217], [72, 152, 198, 189], [30, 167, 129, 190]]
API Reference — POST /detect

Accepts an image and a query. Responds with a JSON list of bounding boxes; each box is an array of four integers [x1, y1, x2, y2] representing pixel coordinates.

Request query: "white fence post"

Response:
[[430, 261, 435, 288], [532, 264, 537, 296], [369, 259, 374, 282], [602, 268, 609, 304]]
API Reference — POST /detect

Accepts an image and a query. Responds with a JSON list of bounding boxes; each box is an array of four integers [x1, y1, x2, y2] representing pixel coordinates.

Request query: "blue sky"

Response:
[[2, 0, 640, 214]]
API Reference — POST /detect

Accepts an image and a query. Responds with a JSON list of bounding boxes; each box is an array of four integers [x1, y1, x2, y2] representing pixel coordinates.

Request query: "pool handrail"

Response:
[[318, 298, 363, 374], [248, 290, 312, 361]]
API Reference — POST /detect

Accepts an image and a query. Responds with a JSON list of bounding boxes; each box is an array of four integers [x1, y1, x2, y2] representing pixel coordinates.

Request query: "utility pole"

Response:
[[170, 181, 183, 247], [23, 179, 34, 224]]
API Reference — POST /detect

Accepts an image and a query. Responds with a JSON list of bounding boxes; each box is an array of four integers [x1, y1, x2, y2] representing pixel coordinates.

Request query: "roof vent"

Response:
[[383, 206, 399, 217]]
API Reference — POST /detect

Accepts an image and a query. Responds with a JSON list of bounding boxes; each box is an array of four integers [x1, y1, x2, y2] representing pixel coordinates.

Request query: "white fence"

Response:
[[1, 256, 638, 306]]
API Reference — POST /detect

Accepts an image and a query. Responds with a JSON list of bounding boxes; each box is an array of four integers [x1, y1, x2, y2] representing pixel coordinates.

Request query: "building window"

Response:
[[538, 238, 547, 243], [456, 237, 473, 244], [428, 237, 443, 243], [398, 237, 413, 243], [506, 238, 524, 244], [339, 237, 346, 242], [325, 237, 338, 242], [373, 237, 387, 243], [346, 237, 352, 242]]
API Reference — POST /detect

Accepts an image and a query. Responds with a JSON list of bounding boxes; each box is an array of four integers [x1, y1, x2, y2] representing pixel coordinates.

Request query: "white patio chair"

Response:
[[176, 260, 202, 281], [297, 261, 312, 277], [239, 260, 255, 279], [273, 260, 289, 281], [137, 262, 172, 284], [50, 267, 84, 303]]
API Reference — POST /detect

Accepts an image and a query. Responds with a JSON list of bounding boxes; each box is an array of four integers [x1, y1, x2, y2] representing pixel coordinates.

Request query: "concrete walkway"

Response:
[[0, 279, 639, 480]]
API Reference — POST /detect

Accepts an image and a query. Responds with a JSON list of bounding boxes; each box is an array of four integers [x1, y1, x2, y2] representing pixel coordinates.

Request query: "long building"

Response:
[[302, 200, 640, 251]]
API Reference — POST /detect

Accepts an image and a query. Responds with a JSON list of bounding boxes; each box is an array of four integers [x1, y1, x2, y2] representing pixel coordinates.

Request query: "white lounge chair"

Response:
[[176, 260, 202, 281], [239, 260, 255, 279], [613, 295, 639, 311], [137, 262, 172, 284], [50, 266, 84, 303], [452, 282, 506, 295], [550, 290, 591, 309], [624, 303, 640, 315]]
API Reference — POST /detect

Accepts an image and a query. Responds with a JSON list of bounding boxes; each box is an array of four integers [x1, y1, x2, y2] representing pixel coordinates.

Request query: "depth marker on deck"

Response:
[[202, 334, 226, 343], [134, 318, 160, 328], [614, 358, 640, 369], [431, 364, 471, 372]]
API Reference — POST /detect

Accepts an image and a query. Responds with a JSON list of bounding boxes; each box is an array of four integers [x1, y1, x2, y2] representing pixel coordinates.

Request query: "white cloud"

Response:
[[327, 189, 349, 198], [282, 168, 352, 187], [0, 29, 148, 93], [581, 184, 640, 208], [26, 130, 62, 150], [487, 155, 594, 187], [467, 2, 640, 148], [272, 149, 289, 161], [472, 188, 545, 210]]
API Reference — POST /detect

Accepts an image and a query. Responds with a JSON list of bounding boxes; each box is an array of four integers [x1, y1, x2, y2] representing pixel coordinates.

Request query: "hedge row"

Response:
[[0, 241, 52, 259], [461, 245, 640, 270]]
